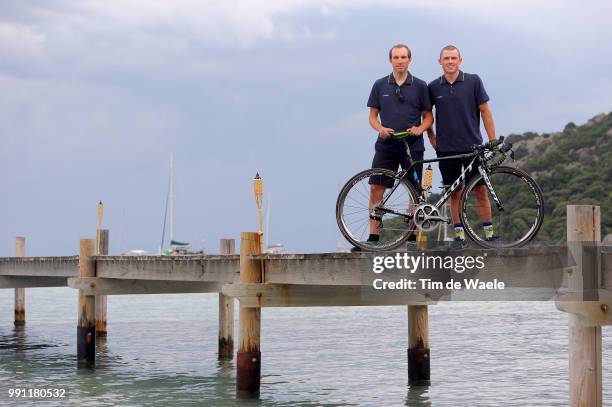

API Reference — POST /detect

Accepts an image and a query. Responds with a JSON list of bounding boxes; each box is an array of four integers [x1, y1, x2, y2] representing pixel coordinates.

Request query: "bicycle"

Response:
[[336, 132, 544, 251]]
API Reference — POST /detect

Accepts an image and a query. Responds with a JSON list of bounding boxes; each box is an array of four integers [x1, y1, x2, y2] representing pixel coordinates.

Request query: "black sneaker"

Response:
[[484, 235, 502, 247], [350, 239, 380, 252], [448, 238, 467, 250]]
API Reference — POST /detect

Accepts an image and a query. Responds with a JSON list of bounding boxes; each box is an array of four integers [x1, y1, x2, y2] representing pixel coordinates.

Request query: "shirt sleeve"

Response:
[[367, 82, 380, 109], [421, 83, 433, 110], [474, 75, 490, 105]]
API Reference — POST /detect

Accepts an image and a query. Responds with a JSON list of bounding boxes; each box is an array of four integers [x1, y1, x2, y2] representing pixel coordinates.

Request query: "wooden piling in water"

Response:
[[14, 237, 26, 326], [77, 238, 96, 366], [219, 238, 235, 360], [236, 232, 262, 397], [95, 229, 109, 337], [567, 205, 602, 407], [408, 305, 430, 385], [407, 236, 430, 385]]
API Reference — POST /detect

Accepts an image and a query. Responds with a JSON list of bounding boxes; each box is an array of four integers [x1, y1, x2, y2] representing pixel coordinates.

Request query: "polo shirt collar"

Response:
[[388, 71, 414, 86], [439, 70, 465, 84]]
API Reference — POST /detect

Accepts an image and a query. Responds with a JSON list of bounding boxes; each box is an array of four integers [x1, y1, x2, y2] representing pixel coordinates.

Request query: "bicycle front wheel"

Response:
[[460, 166, 544, 248], [336, 168, 419, 251]]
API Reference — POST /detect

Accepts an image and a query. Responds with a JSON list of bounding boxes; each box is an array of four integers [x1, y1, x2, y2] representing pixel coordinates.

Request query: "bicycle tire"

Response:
[[460, 166, 544, 248], [336, 168, 419, 251]]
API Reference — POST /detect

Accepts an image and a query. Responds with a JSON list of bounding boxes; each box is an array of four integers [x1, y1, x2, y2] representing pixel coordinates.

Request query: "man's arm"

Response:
[[479, 102, 496, 141], [407, 110, 433, 136], [426, 122, 437, 150], [369, 107, 394, 139]]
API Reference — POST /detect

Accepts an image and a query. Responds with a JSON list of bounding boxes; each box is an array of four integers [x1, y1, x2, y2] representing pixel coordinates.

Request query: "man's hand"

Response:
[[407, 126, 423, 136], [378, 127, 395, 139]]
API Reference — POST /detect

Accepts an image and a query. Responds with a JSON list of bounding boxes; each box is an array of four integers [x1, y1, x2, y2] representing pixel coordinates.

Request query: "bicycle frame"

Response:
[[378, 139, 503, 220]]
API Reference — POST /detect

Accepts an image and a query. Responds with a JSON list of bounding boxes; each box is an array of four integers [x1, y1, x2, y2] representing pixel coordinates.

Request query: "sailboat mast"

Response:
[[170, 153, 174, 243]]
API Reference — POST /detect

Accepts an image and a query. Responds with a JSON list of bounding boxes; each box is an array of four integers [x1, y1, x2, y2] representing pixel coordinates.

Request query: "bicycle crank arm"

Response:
[[426, 215, 449, 223]]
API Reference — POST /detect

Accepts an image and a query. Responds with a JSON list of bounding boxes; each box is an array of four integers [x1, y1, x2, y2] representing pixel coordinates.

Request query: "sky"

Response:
[[1, 0, 611, 255]]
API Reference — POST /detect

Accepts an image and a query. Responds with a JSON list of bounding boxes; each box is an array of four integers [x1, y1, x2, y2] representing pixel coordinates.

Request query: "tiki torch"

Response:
[[253, 173, 263, 250]]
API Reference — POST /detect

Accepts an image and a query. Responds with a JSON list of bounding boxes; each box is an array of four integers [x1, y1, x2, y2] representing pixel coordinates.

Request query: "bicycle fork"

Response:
[[478, 167, 504, 211]]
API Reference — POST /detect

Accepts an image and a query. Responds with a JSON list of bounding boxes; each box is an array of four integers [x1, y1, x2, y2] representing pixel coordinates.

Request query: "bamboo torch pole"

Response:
[[254, 173, 264, 252]]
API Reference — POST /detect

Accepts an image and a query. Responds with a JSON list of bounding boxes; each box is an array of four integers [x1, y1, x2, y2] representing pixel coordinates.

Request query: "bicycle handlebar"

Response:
[[391, 131, 415, 139], [489, 136, 504, 147], [473, 136, 506, 151]]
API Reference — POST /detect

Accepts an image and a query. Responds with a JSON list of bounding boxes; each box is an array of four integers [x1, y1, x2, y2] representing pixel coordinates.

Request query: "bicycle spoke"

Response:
[[356, 219, 369, 241], [343, 204, 368, 210], [345, 217, 370, 227], [359, 180, 370, 201], [343, 208, 370, 217], [347, 194, 367, 207]]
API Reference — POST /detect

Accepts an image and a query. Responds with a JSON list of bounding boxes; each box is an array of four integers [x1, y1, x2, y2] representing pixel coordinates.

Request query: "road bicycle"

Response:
[[336, 132, 544, 251]]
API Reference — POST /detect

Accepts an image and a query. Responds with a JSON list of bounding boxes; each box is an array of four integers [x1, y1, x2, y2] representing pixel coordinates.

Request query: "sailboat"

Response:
[[160, 154, 193, 255]]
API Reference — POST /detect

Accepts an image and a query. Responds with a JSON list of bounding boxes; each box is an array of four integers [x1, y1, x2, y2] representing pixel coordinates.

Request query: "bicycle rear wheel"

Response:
[[460, 166, 544, 248], [336, 168, 419, 251]]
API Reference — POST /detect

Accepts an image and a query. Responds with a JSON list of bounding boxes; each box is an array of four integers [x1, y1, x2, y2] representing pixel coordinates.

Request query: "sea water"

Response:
[[0, 288, 610, 406]]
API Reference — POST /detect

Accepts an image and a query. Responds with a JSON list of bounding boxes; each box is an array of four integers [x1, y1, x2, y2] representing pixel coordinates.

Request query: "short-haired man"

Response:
[[428, 45, 497, 247], [353, 44, 433, 250]]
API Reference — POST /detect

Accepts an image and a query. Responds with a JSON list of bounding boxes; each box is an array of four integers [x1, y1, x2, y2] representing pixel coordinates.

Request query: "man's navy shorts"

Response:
[[436, 151, 482, 187], [369, 148, 423, 189]]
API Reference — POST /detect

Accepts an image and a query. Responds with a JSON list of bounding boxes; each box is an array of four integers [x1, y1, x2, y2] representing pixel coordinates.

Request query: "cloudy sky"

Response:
[[1, 0, 611, 255]]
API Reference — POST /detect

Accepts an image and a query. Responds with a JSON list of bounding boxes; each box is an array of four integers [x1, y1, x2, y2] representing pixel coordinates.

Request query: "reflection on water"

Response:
[[0, 326, 59, 351], [0, 289, 611, 406], [406, 384, 431, 407]]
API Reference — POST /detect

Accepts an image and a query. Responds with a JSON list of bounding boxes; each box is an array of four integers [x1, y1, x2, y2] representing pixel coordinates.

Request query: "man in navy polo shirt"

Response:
[[428, 45, 497, 246], [354, 44, 433, 250]]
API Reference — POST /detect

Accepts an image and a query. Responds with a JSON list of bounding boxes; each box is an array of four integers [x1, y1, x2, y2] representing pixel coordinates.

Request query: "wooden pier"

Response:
[[1, 205, 610, 406]]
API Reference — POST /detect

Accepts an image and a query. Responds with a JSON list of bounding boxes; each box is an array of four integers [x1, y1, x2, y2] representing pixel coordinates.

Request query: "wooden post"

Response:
[[237, 232, 262, 397], [567, 205, 602, 407], [95, 229, 109, 337], [14, 237, 26, 326], [407, 237, 430, 385], [77, 238, 96, 366], [219, 238, 235, 360], [408, 305, 430, 385]]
